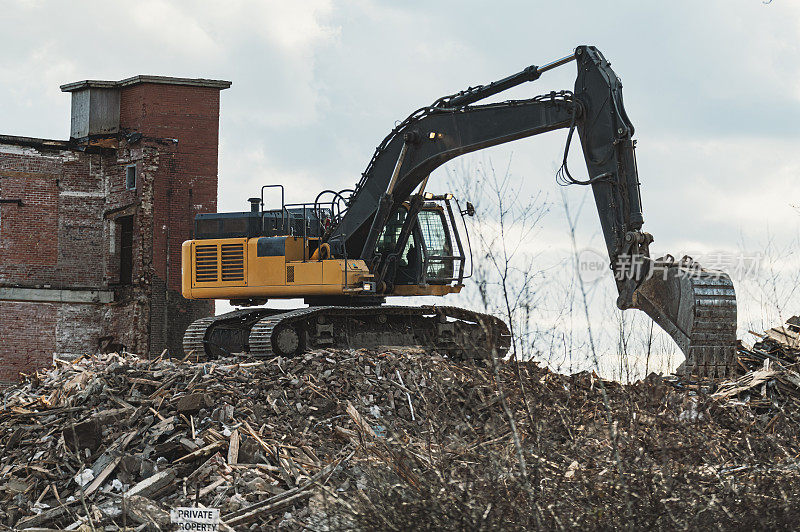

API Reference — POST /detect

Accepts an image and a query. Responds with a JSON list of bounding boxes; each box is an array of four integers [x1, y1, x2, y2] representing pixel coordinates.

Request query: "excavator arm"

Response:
[[327, 45, 737, 377]]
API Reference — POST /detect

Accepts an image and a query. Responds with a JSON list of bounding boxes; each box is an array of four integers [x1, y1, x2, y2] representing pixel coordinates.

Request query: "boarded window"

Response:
[[118, 215, 133, 284]]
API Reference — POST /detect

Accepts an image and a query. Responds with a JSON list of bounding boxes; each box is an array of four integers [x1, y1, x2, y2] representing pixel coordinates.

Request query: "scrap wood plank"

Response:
[[242, 420, 278, 460], [231, 463, 281, 484], [15, 499, 81, 529], [83, 455, 123, 497], [93, 406, 135, 422], [124, 495, 171, 529], [125, 468, 177, 499], [225, 489, 314, 526], [334, 425, 357, 441], [287, 451, 320, 470], [199, 476, 228, 497], [148, 376, 179, 400], [84, 430, 139, 496], [301, 445, 322, 467], [9, 406, 84, 417], [186, 452, 225, 485], [345, 400, 377, 439], [712, 369, 779, 399], [764, 326, 800, 348], [227, 429, 240, 465], [175, 440, 224, 463], [108, 395, 136, 410], [23, 465, 55, 479], [779, 370, 800, 389], [230, 462, 281, 473], [129, 377, 162, 387]]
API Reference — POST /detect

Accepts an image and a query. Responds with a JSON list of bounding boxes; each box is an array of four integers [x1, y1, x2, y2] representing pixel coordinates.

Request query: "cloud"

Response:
[[122, 1, 222, 59], [3, 1, 800, 375]]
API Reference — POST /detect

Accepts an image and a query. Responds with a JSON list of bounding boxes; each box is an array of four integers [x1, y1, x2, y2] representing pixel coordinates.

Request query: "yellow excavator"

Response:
[[181, 45, 738, 377]]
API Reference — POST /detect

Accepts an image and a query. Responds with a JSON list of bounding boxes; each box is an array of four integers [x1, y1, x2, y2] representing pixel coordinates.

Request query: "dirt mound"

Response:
[[2, 334, 800, 530]]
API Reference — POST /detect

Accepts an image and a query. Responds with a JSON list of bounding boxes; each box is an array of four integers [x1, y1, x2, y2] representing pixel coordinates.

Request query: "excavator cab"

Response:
[[375, 209, 420, 283], [375, 194, 470, 290]]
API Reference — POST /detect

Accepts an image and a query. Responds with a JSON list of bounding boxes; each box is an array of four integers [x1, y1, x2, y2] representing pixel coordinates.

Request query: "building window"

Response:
[[125, 165, 137, 190]]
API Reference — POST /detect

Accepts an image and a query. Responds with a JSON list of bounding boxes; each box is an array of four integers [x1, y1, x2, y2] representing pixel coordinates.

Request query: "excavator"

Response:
[[181, 45, 738, 377]]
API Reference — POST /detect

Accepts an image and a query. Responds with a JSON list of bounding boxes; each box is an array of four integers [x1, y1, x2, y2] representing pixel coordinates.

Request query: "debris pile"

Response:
[[711, 316, 800, 406], [1, 320, 800, 529], [739, 316, 800, 369]]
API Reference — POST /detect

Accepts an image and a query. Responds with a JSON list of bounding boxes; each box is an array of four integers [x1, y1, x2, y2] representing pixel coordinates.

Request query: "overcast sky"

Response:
[[2, 0, 799, 375]]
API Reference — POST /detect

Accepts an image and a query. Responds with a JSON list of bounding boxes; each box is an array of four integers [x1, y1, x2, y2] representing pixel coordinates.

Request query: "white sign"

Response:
[[170, 507, 220, 531]]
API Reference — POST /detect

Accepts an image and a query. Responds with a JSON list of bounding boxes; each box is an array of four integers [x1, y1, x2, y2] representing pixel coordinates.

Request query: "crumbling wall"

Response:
[[0, 77, 225, 382], [0, 147, 109, 288], [54, 304, 105, 358], [104, 296, 149, 354], [0, 145, 127, 378], [58, 153, 106, 287]]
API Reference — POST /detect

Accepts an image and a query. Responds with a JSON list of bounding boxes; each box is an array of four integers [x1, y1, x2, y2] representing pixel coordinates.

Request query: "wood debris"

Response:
[[705, 315, 800, 405]]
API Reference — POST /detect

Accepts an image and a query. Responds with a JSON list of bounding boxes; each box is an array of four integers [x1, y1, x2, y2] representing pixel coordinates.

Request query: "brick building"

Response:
[[0, 75, 230, 384]]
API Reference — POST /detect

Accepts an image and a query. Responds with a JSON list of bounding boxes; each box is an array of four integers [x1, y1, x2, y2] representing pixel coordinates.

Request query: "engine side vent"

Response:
[[220, 243, 245, 282], [287, 265, 295, 283], [194, 244, 219, 283]]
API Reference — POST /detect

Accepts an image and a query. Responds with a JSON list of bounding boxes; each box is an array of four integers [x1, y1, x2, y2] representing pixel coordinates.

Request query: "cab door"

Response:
[[416, 207, 455, 283]]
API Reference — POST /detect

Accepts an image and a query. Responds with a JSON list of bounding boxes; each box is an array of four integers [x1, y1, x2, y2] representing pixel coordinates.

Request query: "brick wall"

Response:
[[0, 142, 151, 381], [0, 144, 139, 289], [0, 171, 58, 271]]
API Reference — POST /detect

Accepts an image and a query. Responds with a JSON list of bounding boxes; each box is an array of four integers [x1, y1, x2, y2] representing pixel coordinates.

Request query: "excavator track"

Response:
[[182, 308, 284, 357], [249, 307, 321, 356], [185, 305, 511, 359]]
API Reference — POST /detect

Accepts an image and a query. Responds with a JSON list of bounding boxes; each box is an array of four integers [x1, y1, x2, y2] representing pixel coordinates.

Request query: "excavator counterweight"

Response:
[[180, 45, 738, 377]]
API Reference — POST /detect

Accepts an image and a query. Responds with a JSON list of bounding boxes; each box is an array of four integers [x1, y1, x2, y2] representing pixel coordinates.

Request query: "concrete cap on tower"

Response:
[[60, 76, 232, 92]]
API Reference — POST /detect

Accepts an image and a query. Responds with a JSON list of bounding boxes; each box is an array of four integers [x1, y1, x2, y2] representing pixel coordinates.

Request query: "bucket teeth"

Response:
[[632, 259, 737, 378]]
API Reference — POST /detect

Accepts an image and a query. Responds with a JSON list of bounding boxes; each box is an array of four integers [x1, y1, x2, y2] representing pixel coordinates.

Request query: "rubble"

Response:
[[2, 319, 800, 529]]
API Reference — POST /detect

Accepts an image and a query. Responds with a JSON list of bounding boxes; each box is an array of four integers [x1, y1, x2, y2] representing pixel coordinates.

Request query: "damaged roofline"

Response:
[[0, 134, 73, 151], [60, 75, 232, 92], [0, 132, 178, 152]]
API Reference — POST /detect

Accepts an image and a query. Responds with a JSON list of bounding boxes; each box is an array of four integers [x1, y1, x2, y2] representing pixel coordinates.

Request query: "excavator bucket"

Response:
[[630, 257, 737, 378]]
